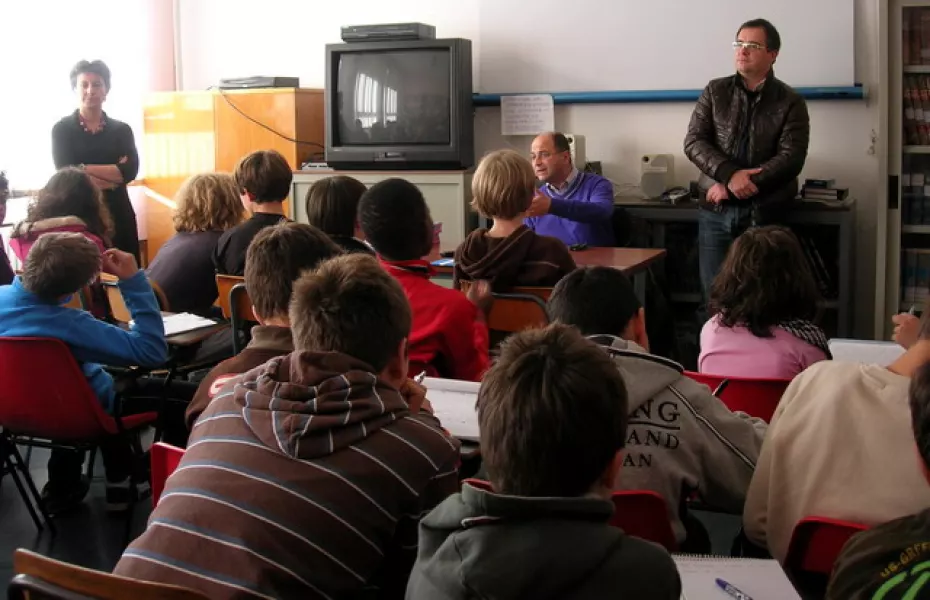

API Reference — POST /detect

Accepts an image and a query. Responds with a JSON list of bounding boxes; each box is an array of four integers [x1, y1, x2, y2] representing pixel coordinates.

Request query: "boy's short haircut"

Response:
[[244, 223, 342, 320], [548, 266, 642, 337], [289, 254, 412, 372], [21, 232, 101, 302], [305, 176, 368, 239], [910, 362, 930, 470], [358, 178, 433, 261], [471, 149, 536, 220], [477, 323, 628, 497], [234, 149, 293, 204]]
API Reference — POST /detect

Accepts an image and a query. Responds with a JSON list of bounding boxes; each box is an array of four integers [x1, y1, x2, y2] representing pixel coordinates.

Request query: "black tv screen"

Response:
[[335, 50, 451, 146]]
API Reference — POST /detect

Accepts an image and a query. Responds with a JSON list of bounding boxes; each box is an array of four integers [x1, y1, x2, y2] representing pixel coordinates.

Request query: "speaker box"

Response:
[[641, 154, 674, 198], [564, 133, 586, 167]]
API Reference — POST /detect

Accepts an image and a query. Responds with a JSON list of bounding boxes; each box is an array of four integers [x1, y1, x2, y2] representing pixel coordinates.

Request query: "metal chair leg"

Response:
[[2, 437, 54, 533]]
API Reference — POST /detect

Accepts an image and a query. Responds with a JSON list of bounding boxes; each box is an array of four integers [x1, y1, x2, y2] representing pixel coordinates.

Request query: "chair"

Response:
[[462, 479, 677, 551], [9, 548, 210, 600], [101, 274, 169, 324], [0, 337, 157, 532], [215, 275, 255, 354], [459, 282, 551, 335], [151, 442, 185, 508], [785, 517, 868, 577], [683, 371, 791, 422]]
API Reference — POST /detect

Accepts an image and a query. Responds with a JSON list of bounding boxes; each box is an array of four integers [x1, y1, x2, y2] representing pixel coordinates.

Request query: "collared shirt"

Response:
[[547, 167, 580, 194]]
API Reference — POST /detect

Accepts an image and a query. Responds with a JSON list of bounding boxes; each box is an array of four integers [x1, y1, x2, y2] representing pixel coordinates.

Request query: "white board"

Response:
[[477, 0, 854, 93]]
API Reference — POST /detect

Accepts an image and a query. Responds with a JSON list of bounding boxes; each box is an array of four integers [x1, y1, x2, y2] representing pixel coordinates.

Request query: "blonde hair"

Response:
[[172, 173, 246, 233], [471, 149, 536, 220]]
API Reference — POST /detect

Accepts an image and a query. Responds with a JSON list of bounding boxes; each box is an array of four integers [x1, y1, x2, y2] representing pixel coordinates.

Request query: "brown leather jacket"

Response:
[[684, 71, 810, 219]]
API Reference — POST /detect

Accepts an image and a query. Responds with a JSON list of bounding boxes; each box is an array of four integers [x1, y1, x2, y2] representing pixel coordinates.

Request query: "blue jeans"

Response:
[[698, 204, 755, 299]]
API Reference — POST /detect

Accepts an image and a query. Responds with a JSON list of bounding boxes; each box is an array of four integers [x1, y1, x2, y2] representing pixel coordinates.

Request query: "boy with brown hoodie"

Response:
[[454, 149, 576, 292]]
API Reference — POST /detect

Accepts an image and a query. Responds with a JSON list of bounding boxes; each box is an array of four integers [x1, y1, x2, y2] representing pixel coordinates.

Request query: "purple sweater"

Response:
[[525, 172, 615, 246]]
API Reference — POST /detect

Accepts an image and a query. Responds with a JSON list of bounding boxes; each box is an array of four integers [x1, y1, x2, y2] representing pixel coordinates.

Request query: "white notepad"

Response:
[[674, 555, 800, 600], [160, 313, 218, 337], [828, 338, 904, 366], [422, 376, 480, 441]]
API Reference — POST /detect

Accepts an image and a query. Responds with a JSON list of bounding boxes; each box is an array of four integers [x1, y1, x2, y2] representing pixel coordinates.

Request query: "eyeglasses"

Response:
[[733, 41, 766, 52]]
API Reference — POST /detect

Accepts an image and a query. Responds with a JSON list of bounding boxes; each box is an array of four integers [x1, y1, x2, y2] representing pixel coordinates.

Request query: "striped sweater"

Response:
[[115, 351, 461, 599]]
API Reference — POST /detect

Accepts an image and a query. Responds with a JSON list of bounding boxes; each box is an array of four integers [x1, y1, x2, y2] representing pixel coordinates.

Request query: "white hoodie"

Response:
[[590, 335, 767, 543]]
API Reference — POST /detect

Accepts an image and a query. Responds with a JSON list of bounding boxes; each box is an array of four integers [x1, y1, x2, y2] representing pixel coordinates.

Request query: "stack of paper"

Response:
[[422, 376, 480, 441], [160, 313, 218, 337], [674, 555, 800, 600]]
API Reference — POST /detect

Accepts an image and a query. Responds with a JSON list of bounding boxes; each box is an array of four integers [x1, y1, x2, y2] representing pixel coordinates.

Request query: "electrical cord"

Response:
[[211, 86, 326, 150]]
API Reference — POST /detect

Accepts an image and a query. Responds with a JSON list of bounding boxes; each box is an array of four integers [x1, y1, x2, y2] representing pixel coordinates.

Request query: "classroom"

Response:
[[1, 0, 927, 598]]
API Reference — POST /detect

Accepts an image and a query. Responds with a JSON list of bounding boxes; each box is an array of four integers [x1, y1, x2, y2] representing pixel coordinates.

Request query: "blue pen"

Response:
[[716, 578, 753, 600]]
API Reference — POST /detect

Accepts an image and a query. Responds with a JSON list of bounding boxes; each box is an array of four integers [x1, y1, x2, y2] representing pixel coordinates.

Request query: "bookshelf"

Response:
[[890, 5, 930, 319]]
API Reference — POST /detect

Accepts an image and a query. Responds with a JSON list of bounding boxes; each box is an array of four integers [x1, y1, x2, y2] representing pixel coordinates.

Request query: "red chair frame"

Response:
[[151, 442, 185, 508], [684, 371, 791, 422], [785, 516, 868, 576]]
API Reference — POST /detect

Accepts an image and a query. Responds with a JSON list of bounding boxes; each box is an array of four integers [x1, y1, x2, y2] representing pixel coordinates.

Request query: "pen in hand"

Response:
[[716, 578, 753, 600], [415, 371, 427, 385]]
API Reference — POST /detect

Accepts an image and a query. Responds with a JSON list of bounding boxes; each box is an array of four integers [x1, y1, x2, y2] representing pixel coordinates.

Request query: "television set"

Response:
[[324, 38, 474, 170]]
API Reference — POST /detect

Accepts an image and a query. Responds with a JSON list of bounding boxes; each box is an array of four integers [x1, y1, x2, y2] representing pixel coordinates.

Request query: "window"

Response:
[[354, 73, 398, 128]]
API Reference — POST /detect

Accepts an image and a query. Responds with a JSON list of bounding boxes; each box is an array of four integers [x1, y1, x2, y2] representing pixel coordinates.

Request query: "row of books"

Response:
[[903, 9, 930, 67], [902, 248, 930, 306], [903, 75, 930, 146], [902, 172, 930, 225]]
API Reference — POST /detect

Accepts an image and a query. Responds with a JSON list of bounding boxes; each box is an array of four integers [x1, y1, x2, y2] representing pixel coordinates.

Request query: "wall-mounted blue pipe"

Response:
[[473, 84, 864, 106]]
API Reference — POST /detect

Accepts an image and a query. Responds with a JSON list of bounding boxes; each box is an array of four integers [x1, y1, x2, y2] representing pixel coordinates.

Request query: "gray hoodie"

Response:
[[589, 335, 768, 542]]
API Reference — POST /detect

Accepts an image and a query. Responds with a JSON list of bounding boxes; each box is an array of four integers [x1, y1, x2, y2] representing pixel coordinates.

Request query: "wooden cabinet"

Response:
[[140, 88, 324, 260]]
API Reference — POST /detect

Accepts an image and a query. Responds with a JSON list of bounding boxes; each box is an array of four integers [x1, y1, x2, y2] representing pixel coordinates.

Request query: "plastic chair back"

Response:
[[785, 516, 868, 576], [216, 275, 253, 320], [610, 490, 678, 552], [684, 371, 790, 422], [0, 338, 118, 440], [151, 442, 185, 508], [10, 548, 210, 600]]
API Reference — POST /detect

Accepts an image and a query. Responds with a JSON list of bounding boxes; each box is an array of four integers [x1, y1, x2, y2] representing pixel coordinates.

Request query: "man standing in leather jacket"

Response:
[[684, 19, 810, 297]]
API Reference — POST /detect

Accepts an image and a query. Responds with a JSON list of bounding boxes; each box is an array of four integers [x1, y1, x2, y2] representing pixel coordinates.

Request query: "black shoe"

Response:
[[40, 476, 90, 516], [106, 459, 152, 513]]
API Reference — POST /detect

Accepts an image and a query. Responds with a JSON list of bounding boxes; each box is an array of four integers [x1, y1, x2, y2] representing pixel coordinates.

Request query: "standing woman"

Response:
[[52, 60, 140, 260]]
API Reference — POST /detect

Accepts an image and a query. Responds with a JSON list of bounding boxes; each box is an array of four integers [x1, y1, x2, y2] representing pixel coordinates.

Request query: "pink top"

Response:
[[699, 315, 828, 380]]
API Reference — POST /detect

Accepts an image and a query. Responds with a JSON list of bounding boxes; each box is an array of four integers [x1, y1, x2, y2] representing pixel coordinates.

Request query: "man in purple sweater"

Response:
[[525, 132, 615, 247]]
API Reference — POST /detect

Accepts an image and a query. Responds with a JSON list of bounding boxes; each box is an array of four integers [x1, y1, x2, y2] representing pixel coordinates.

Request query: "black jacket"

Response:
[[684, 71, 810, 218]]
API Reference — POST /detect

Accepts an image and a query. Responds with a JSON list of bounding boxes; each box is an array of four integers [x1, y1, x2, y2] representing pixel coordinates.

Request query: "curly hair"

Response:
[[709, 225, 821, 337], [172, 173, 246, 233], [28, 168, 113, 243]]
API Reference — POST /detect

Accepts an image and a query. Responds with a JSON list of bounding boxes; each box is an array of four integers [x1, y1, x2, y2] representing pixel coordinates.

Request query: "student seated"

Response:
[[827, 362, 930, 599], [147, 173, 245, 316], [743, 305, 930, 563], [406, 324, 681, 599], [116, 254, 461, 599], [304, 175, 373, 255], [213, 149, 291, 276], [547, 266, 766, 547], [185, 222, 342, 427], [0, 233, 168, 514], [359, 178, 490, 381], [454, 149, 575, 291], [0, 171, 13, 285], [699, 225, 830, 379]]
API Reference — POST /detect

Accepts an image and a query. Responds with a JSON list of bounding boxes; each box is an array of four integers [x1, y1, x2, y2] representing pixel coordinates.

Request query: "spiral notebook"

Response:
[[674, 555, 800, 600]]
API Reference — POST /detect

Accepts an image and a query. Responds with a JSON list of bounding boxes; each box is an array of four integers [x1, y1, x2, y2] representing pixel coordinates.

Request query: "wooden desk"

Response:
[[428, 246, 666, 302]]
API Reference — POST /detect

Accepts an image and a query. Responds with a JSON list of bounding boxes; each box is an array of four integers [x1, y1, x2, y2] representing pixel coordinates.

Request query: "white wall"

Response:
[[176, 0, 882, 337]]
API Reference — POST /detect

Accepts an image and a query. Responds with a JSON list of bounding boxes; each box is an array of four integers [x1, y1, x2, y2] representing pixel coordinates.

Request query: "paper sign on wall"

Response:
[[500, 94, 555, 136]]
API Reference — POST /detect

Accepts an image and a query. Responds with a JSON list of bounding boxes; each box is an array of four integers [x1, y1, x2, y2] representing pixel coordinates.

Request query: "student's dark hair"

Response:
[[910, 362, 930, 470], [29, 168, 114, 243], [478, 324, 628, 497], [290, 254, 412, 371], [21, 232, 101, 302], [548, 266, 642, 337], [305, 176, 367, 238], [244, 222, 342, 320], [358, 178, 433, 260], [737, 18, 781, 52], [234, 149, 293, 204], [70, 60, 111, 90], [709, 226, 821, 337]]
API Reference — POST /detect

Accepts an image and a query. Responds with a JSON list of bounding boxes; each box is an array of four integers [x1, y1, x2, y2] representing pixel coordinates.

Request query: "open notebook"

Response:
[[674, 556, 800, 600], [828, 338, 904, 366], [422, 376, 479, 441], [160, 313, 218, 337]]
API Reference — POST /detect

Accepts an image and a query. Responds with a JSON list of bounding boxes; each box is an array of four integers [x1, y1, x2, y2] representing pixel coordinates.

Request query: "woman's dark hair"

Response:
[[709, 225, 821, 337], [70, 60, 111, 91], [28, 168, 114, 243], [305, 176, 367, 238]]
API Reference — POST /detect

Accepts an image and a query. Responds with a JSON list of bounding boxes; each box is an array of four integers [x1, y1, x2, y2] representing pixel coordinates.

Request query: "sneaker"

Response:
[[40, 476, 90, 516], [105, 475, 151, 513]]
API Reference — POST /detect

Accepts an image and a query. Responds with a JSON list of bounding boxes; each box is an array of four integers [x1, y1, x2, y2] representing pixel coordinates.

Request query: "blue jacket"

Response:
[[525, 171, 616, 247], [0, 272, 167, 412]]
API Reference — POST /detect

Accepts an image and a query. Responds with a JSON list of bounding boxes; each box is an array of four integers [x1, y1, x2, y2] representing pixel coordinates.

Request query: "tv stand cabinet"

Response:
[[290, 170, 475, 246]]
